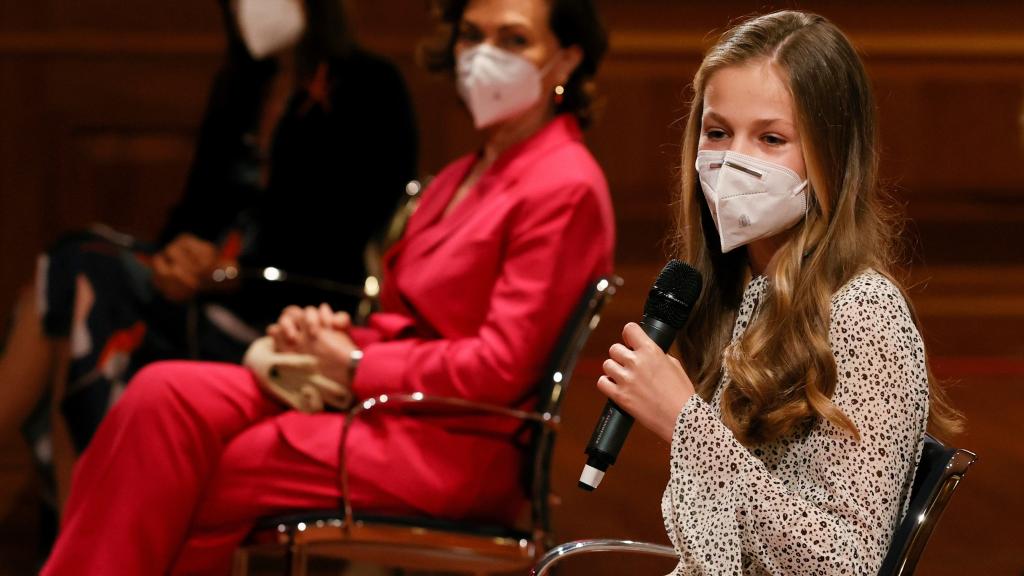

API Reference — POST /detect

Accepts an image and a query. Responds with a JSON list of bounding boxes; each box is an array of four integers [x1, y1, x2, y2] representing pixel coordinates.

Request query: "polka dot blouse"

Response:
[[661, 270, 929, 575]]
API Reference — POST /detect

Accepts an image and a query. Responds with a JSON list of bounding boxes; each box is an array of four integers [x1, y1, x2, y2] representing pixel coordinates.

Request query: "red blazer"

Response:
[[277, 115, 615, 523]]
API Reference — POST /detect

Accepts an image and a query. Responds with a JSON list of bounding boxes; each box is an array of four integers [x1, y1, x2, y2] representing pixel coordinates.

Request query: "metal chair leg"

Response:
[[289, 544, 308, 576], [231, 547, 250, 576]]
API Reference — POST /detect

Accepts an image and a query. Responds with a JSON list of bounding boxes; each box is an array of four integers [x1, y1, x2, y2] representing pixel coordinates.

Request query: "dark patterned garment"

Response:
[[32, 228, 255, 453], [661, 270, 929, 575]]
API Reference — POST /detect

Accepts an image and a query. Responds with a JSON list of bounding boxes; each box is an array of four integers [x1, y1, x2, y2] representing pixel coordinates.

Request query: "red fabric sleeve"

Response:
[[348, 313, 417, 349], [351, 185, 610, 407]]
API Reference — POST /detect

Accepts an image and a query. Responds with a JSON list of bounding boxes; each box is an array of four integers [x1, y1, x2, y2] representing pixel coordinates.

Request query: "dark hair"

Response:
[[421, 0, 608, 129]]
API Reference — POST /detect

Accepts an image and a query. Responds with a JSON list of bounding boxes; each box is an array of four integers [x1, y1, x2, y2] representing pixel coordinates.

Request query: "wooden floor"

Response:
[[1, 263, 1020, 574]]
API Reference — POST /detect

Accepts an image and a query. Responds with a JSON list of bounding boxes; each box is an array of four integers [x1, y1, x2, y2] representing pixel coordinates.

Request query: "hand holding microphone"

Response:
[[580, 260, 702, 490], [600, 323, 698, 444]]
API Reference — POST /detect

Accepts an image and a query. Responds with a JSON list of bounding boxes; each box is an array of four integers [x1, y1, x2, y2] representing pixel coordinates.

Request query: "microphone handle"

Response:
[[584, 401, 633, 469], [581, 316, 678, 482], [641, 316, 678, 352]]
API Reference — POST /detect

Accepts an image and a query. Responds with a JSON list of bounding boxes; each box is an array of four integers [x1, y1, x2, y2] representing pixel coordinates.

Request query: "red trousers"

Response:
[[41, 361, 406, 575]]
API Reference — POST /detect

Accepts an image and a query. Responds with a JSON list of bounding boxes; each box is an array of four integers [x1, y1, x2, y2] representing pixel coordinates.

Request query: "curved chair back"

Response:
[[878, 433, 977, 575], [525, 276, 623, 544]]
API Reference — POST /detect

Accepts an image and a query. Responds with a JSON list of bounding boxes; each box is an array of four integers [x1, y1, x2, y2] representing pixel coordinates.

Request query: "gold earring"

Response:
[[554, 84, 565, 105]]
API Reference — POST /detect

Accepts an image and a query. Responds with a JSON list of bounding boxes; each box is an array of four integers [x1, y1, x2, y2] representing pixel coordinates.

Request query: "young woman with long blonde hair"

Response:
[[598, 10, 960, 574]]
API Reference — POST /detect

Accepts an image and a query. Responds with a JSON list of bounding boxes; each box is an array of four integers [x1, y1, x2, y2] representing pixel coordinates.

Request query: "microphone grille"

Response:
[[643, 260, 703, 328]]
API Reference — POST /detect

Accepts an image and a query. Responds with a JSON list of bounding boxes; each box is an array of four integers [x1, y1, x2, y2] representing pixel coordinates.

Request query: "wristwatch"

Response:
[[348, 349, 363, 380]]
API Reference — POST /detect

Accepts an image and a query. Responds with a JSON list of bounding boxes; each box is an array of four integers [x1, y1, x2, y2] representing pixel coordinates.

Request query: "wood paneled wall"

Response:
[[1, 1, 1022, 574]]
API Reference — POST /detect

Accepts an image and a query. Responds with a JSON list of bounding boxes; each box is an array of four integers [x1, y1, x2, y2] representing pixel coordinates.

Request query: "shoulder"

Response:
[[500, 142, 613, 248], [827, 272, 929, 426], [828, 269, 926, 371], [531, 140, 606, 190], [517, 164, 612, 233], [336, 48, 405, 83], [830, 269, 912, 324], [508, 116, 608, 192], [510, 145, 609, 224], [330, 49, 411, 108]]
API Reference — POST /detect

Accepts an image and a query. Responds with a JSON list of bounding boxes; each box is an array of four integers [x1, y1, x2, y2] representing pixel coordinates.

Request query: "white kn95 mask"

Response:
[[456, 44, 556, 129], [232, 0, 306, 60], [696, 150, 808, 253]]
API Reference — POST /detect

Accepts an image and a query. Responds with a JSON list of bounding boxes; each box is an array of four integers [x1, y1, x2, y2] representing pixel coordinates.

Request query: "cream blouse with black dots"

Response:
[[661, 270, 929, 575]]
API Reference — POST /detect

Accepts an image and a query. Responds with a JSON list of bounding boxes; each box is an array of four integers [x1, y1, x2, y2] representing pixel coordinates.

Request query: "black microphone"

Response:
[[579, 260, 702, 491]]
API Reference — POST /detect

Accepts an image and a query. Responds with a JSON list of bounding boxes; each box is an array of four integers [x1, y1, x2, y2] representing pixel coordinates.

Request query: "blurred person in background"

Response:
[[0, 0, 417, 530]]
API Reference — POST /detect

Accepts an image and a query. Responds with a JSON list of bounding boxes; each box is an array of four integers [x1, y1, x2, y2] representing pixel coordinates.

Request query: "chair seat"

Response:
[[245, 510, 536, 572]]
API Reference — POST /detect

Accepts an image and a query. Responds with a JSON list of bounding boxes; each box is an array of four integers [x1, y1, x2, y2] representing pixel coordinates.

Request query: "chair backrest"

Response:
[[877, 433, 977, 576], [524, 276, 622, 543]]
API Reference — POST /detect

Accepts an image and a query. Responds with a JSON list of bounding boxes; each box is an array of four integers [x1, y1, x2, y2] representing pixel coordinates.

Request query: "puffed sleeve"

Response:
[[350, 183, 613, 407], [661, 274, 929, 575]]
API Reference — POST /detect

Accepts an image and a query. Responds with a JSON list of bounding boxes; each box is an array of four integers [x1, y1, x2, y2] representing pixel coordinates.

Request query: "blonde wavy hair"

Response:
[[674, 11, 962, 445]]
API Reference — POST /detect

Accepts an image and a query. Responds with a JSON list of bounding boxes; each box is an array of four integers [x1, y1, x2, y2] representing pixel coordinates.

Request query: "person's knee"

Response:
[[121, 361, 202, 410], [192, 424, 280, 530], [116, 361, 262, 439]]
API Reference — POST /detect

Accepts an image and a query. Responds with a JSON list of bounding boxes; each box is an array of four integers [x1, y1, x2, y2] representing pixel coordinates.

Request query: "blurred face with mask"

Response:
[[232, 0, 307, 59], [454, 0, 582, 131]]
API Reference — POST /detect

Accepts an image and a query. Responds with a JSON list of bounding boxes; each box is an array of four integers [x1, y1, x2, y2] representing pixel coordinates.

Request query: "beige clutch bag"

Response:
[[242, 336, 353, 413]]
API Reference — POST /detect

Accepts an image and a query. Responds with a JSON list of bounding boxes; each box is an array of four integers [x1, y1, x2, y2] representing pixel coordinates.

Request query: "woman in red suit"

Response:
[[42, 0, 613, 574]]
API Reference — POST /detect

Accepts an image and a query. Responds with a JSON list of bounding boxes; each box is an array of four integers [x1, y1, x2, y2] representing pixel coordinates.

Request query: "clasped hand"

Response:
[[598, 322, 696, 443], [151, 233, 222, 302], [267, 303, 358, 388]]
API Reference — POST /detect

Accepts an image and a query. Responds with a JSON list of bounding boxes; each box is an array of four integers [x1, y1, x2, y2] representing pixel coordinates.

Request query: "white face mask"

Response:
[[232, 0, 306, 60], [696, 150, 809, 253], [456, 44, 557, 129]]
